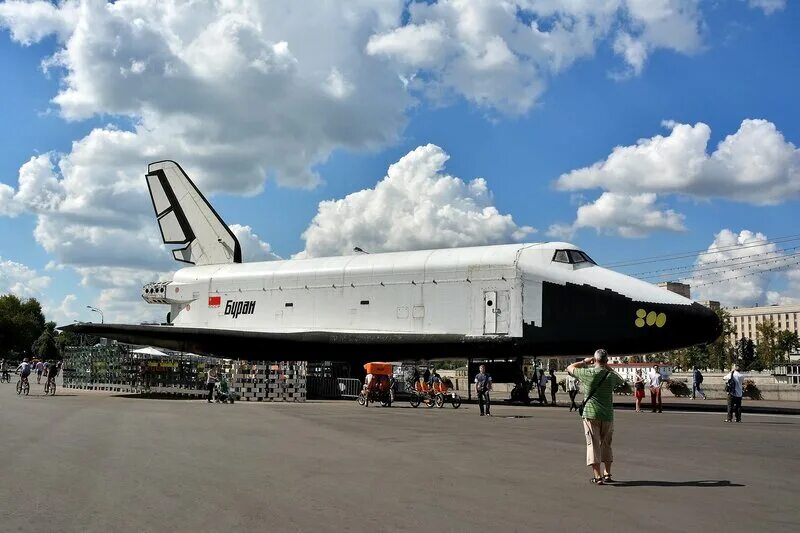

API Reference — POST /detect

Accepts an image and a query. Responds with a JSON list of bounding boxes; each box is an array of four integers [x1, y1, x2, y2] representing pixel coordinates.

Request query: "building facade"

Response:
[[725, 304, 800, 343]]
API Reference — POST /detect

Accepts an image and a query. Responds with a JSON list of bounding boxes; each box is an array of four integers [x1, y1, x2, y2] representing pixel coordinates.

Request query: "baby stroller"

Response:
[[214, 377, 236, 404]]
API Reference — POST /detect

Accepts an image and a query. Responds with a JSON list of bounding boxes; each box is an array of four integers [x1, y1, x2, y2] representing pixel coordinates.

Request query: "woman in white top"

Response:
[[566, 375, 579, 412]]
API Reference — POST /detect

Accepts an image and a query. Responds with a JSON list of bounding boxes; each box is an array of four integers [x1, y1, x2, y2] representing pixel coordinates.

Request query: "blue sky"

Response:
[[0, 0, 798, 323]]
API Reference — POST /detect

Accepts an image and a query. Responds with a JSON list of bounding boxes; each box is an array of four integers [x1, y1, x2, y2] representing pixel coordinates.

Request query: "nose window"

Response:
[[553, 250, 569, 263], [552, 249, 596, 265]]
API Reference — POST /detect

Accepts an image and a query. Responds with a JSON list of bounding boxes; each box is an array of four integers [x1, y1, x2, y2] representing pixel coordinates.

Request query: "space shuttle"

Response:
[[63, 161, 721, 361]]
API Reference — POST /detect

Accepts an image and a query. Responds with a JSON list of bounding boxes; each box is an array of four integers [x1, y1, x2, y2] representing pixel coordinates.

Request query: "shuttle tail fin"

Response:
[[146, 160, 241, 265]]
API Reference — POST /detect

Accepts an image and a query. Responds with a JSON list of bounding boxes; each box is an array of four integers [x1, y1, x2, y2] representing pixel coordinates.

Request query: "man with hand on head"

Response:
[[567, 349, 624, 485]]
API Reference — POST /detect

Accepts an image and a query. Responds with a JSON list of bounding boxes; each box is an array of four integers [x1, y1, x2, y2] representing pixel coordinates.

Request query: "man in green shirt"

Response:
[[567, 349, 624, 485]]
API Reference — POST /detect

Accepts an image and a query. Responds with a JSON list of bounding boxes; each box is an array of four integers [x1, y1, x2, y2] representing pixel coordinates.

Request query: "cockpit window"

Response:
[[553, 250, 570, 263], [553, 249, 596, 265]]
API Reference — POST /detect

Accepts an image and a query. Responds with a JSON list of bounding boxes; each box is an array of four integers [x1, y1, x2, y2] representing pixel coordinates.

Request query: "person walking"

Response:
[[474, 364, 492, 416], [566, 374, 579, 411], [723, 364, 745, 423], [692, 367, 706, 400], [548, 369, 558, 406], [537, 369, 548, 405], [206, 365, 219, 403], [567, 349, 624, 485], [35, 360, 44, 384], [632, 369, 646, 412], [648, 364, 663, 413]]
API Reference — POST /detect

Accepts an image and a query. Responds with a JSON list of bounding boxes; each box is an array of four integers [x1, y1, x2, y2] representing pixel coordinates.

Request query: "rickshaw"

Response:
[[357, 362, 394, 407], [409, 380, 437, 408], [432, 377, 462, 409]]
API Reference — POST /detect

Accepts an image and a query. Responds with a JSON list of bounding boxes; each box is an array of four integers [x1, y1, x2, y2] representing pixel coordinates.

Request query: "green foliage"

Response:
[[0, 294, 46, 359], [776, 330, 800, 362], [666, 379, 691, 397], [32, 321, 61, 360], [433, 359, 466, 371], [57, 329, 100, 350], [755, 320, 781, 369], [708, 308, 735, 371], [743, 379, 761, 400], [736, 337, 757, 371]]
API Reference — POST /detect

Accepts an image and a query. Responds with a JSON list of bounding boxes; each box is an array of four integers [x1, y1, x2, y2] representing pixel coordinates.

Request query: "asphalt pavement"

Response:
[[1, 387, 798, 532]]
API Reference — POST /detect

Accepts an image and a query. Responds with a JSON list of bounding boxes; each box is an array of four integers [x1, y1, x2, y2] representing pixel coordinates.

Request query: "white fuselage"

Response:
[[154, 242, 690, 338]]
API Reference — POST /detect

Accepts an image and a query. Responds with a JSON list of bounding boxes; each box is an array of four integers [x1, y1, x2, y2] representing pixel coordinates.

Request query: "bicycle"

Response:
[[16, 375, 30, 396], [44, 377, 57, 396], [0, 370, 10, 383]]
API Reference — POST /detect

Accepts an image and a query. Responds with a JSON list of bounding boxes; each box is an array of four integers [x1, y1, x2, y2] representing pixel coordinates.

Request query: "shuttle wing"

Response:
[[60, 323, 515, 362], [146, 160, 241, 265]]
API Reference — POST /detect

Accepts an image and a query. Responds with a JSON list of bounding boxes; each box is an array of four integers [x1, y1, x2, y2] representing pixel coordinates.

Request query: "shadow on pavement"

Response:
[[111, 394, 203, 401], [611, 480, 744, 488]]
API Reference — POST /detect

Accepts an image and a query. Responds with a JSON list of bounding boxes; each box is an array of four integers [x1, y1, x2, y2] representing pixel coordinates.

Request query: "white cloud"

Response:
[[556, 119, 800, 204], [230, 224, 281, 262], [367, 0, 705, 113], [746, 0, 786, 15], [298, 144, 534, 258], [690, 229, 800, 307], [0, 257, 51, 298], [546, 192, 686, 239], [551, 120, 800, 237], [44, 294, 80, 326]]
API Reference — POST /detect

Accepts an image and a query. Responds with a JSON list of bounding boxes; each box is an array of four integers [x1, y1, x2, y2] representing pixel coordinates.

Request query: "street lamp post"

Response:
[[86, 306, 104, 324]]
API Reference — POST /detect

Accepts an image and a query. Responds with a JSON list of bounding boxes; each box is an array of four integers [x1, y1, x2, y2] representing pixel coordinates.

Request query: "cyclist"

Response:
[[0, 359, 9, 382], [16, 358, 32, 385], [45, 360, 60, 393]]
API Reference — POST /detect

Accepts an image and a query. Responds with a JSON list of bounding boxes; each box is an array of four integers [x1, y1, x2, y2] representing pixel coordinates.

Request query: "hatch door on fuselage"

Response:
[[484, 290, 509, 335]]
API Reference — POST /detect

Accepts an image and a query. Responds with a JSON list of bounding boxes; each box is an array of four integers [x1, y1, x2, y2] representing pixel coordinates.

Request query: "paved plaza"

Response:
[[1, 388, 798, 532]]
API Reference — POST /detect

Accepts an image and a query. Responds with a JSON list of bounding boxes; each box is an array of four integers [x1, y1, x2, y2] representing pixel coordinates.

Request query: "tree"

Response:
[[57, 329, 99, 351], [0, 294, 46, 359], [755, 320, 780, 370], [32, 321, 61, 360], [776, 330, 800, 363], [736, 337, 757, 371], [707, 308, 735, 371]]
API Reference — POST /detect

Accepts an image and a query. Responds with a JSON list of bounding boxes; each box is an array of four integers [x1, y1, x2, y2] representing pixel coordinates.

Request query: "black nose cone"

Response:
[[689, 303, 722, 345]]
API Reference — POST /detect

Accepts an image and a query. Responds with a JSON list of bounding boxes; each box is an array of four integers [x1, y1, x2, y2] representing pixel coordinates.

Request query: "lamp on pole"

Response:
[[86, 306, 104, 324]]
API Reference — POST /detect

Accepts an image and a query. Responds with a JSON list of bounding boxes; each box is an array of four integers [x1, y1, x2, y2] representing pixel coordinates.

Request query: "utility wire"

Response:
[[687, 259, 800, 288], [603, 233, 800, 268], [638, 251, 800, 281], [630, 245, 800, 278], [672, 254, 800, 283]]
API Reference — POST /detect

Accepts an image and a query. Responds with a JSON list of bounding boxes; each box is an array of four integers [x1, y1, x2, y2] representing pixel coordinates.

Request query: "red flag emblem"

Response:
[[208, 295, 221, 308]]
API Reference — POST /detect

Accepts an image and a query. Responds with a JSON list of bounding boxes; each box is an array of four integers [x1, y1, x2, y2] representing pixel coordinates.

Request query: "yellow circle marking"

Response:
[[646, 311, 657, 326], [656, 313, 667, 328], [636, 308, 647, 318], [635, 318, 645, 328]]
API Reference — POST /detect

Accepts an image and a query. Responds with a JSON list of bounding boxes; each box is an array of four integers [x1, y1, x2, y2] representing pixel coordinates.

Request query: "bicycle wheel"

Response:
[[48, 381, 56, 396], [23, 381, 30, 396], [409, 392, 421, 408], [16, 380, 22, 395], [434, 393, 445, 408], [451, 394, 462, 409], [357, 393, 366, 406]]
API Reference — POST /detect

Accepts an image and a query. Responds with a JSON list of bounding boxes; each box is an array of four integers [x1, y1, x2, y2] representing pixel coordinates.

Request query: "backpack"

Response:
[[696, 372, 703, 384], [725, 373, 737, 395]]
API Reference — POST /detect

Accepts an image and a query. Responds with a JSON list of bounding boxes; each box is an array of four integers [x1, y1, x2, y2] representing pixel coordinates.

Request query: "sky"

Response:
[[0, 0, 799, 325]]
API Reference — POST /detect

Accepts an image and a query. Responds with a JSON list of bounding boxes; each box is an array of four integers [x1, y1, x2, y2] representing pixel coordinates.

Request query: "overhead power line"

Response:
[[687, 259, 800, 288], [630, 245, 800, 278], [673, 254, 800, 283], [637, 250, 800, 281], [603, 233, 800, 268]]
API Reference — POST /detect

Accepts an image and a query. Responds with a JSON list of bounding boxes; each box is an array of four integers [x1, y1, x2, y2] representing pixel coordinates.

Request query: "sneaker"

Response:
[[723, 419, 731, 422], [480, 413, 485, 416]]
